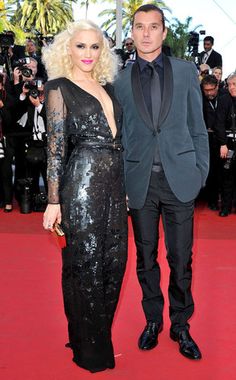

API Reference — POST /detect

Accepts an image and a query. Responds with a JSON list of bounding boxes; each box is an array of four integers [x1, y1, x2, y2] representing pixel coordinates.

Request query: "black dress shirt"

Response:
[[137, 53, 164, 167], [137, 54, 164, 120]]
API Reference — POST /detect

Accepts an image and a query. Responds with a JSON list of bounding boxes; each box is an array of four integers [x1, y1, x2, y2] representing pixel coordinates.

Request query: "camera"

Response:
[[21, 67, 33, 78], [13, 57, 33, 77], [0, 33, 14, 48], [32, 192, 47, 212], [43, 36, 54, 45], [0, 139, 5, 159], [24, 80, 39, 98], [35, 31, 54, 47], [17, 57, 31, 65]]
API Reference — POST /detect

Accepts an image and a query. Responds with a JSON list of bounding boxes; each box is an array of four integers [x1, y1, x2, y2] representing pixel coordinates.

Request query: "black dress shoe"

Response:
[[4, 206, 13, 213], [65, 342, 72, 349], [170, 329, 202, 360], [208, 203, 219, 211], [138, 321, 163, 350], [219, 209, 229, 217]]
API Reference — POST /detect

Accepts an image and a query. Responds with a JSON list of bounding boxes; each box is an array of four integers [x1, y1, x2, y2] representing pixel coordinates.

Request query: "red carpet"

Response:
[[1, 204, 236, 380]]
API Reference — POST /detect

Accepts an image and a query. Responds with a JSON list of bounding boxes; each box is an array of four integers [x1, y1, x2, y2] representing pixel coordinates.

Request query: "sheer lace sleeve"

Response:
[[46, 84, 67, 204]]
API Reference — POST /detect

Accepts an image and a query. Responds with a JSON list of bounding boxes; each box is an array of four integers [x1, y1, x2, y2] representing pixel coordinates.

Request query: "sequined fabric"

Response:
[[45, 78, 128, 372]]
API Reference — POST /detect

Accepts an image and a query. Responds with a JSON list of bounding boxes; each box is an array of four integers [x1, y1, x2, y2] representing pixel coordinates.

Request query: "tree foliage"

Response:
[[15, 0, 76, 35], [165, 17, 202, 59], [99, 0, 171, 38]]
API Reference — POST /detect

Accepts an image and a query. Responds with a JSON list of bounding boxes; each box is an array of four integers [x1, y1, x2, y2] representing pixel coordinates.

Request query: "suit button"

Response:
[[157, 128, 161, 133], [153, 131, 157, 136]]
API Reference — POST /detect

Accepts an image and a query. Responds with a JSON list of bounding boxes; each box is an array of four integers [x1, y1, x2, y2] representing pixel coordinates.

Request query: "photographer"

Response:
[[25, 39, 47, 81], [0, 31, 25, 81], [12, 59, 47, 211], [23, 83, 47, 198], [0, 70, 17, 212], [215, 72, 236, 216]]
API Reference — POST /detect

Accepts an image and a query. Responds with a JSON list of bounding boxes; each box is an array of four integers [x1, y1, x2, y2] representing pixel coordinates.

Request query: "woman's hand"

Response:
[[43, 204, 61, 231]]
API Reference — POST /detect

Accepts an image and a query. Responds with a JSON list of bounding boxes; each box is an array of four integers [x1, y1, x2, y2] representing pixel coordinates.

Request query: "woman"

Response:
[[212, 66, 227, 94], [42, 20, 127, 372]]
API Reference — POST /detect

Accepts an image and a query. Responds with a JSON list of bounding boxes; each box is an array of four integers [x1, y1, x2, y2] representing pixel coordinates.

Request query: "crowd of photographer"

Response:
[[0, 31, 48, 213]]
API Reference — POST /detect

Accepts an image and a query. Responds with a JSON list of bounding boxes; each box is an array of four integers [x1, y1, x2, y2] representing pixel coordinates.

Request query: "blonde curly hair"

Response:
[[42, 20, 118, 84]]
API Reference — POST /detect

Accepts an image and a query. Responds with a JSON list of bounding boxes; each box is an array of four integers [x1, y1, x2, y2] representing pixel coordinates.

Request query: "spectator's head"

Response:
[[124, 38, 134, 52], [201, 74, 219, 100], [107, 36, 115, 49], [212, 66, 223, 83], [227, 72, 236, 98], [199, 63, 211, 78], [203, 36, 214, 52], [25, 40, 37, 56]]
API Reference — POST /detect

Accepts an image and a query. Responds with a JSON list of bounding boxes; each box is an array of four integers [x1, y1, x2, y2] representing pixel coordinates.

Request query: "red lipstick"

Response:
[[81, 60, 93, 64]]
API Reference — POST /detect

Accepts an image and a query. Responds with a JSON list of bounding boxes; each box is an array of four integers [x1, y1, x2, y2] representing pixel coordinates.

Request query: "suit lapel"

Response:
[[159, 54, 173, 126], [131, 62, 155, 132]]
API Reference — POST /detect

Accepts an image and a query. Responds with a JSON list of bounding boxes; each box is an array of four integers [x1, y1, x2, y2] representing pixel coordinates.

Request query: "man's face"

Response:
[[132, 10, 167, 61], [228, 77, 236, 98], [202, 84, 218, 100], [125, 38, 134, 52], [26, 41, 36, 54], [204, 40, 213, 52]]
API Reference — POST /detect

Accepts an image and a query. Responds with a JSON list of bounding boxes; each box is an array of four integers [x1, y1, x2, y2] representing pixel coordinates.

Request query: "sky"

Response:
[[73, 0, 236, 77]]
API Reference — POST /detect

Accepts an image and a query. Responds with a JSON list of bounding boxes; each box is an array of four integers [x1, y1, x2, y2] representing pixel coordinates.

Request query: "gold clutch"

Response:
[[53, 223, 66, 248], [54, 223, 65, 237]]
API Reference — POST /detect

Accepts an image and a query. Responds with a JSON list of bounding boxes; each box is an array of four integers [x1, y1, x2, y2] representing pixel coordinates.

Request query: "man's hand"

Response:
[[29, 95, 40, 107], [220, 145, 228, 159], [13, 67, 21, 84]]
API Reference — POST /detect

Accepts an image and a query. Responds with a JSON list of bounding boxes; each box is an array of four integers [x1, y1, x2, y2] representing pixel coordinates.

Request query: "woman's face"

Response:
[[213, 68, 222, 82], [68, 29, 102, 75]]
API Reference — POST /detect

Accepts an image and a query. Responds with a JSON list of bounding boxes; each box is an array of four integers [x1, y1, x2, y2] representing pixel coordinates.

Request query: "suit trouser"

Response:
[[205, 133, 220, 206], [130, 170, 195, 333]]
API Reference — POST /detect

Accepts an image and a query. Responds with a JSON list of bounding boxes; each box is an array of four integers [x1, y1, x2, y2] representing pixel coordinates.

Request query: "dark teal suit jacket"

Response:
[[114, 55, 209, 209]]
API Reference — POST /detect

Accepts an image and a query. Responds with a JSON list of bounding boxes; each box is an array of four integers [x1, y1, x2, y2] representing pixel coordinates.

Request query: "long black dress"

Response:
[[45, 78, 128, 373]]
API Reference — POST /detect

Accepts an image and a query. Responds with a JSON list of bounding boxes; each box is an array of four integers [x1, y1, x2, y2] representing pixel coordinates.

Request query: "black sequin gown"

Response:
[[45, 78, 128, 373]]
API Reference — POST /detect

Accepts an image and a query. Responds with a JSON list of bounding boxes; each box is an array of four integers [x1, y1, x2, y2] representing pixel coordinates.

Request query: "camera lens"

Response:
[[21, 68, 32, 77], [29, 89, 39, 98]]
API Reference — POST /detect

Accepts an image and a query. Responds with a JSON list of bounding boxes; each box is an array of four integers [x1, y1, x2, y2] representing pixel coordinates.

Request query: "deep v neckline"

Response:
[[65, 78, 117, 139]]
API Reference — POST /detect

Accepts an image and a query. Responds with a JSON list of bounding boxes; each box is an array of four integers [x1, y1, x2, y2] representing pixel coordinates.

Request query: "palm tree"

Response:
[[99, 0, 171, 38], [77, 0, 98, 19], [0, 0, 15, 32], [13, 0, 76, 36]]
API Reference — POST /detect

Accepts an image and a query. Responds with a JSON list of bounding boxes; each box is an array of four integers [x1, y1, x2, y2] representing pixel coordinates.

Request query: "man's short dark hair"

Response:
[[201, 74, 218, 87], [132, 4, 165, 30], [204, 36, 214, 45]]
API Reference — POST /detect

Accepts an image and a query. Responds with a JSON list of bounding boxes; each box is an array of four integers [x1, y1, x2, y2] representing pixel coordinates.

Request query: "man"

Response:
[[25, 39, 47, 80], [199, 36, 222, 69], [214, 72, 236, 216], [201, 75, 221, 210], [115, 4, 209, 360], [123, 37, 137, 67]]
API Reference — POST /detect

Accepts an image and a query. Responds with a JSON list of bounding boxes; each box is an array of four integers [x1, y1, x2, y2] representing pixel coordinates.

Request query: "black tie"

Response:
[[148, 62, 161, 126]]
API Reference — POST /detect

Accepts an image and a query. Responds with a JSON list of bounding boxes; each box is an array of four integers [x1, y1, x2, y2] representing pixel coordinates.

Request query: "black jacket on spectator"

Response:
[[215, 93, 236, 147], [199, 49, 222, 69]]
